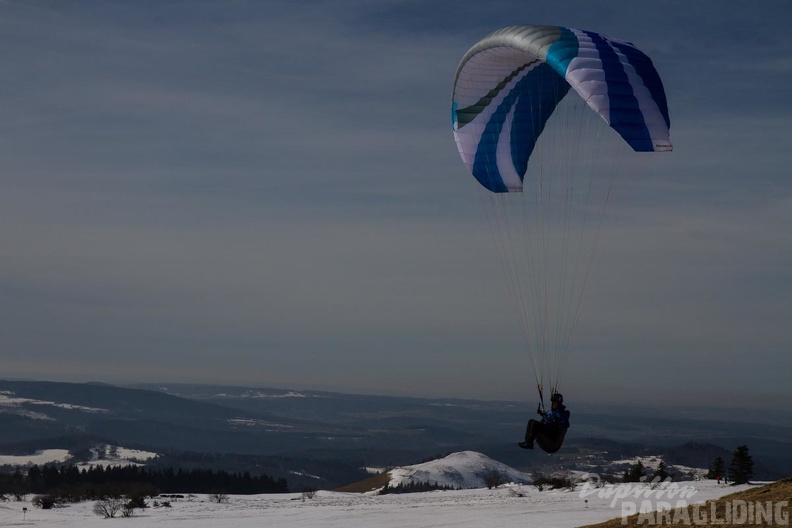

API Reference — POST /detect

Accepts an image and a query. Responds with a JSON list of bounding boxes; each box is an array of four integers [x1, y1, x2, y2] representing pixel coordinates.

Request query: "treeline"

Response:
[[0, 464, 289, 497], [379, 481, 459, 495]]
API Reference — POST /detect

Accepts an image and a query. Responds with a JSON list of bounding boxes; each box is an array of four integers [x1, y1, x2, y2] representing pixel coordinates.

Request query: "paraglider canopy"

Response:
[[451, 25, 671, 400], [453, 25, 671, 193]]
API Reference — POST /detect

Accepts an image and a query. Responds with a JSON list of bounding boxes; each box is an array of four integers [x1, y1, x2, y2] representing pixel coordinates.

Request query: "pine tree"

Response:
[[706, 456, 725, 480], [623, 460, 645, 483], [653, 461, 669, 481], [727, 445, 754, 485]]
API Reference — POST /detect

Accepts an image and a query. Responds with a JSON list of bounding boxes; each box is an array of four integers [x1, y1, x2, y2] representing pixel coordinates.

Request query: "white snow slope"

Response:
[[0, 480, 752, 528], [0, 450, 753, 527], [388, 451, 533, 489]]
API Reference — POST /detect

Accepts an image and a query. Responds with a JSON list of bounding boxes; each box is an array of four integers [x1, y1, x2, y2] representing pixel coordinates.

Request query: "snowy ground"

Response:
[[76, 445, 159, 469], [0, 449, 71, 466], [0, 480, 751, 528], [0, 445, 159, 469]]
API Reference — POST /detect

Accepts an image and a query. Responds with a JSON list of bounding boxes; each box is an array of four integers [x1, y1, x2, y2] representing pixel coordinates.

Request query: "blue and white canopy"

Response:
[[452, 25, 672, 193]]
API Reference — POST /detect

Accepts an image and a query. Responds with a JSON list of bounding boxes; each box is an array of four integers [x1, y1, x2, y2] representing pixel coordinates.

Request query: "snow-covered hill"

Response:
[[0, 390, 110, 420], [350, 450, 710, 494], [386, 451, 532, 489]]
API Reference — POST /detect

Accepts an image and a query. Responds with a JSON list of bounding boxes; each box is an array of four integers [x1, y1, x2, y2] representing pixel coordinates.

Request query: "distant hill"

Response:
[[1, 379, 790, 488], [131, 382, 792, 473], [336, 451, 533, 493], [0, 379, 363, 455]]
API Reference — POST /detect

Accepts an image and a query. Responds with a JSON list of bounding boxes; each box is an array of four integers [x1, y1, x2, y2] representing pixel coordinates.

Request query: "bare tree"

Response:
[[483, 469, 506, 489], [93, 498, 125, 518], [301, 490, 317, 501], [209, 492, 229, 503]]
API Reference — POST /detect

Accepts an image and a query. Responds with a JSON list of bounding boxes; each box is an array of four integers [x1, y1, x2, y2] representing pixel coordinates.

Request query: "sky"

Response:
[[0, 0, 790, 409]]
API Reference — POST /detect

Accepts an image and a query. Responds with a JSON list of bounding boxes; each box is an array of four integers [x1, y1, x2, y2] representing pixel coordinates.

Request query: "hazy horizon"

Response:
[[4, 376, 790, 417]]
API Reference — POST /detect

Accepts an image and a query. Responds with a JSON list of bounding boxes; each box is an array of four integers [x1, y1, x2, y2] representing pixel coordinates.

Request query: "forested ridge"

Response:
[[0, 464, 289, 497]]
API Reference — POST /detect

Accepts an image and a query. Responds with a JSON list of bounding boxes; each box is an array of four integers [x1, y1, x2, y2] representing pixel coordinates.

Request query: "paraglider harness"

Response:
[[532, 385, 569, 453]]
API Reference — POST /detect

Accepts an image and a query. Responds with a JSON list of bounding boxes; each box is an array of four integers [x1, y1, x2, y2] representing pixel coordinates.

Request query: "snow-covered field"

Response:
[[0, 449, 71, 466], [0, 444, 159, 469], [0, 480, 750, 527], [76, 445, 160, 469], [0, 391, 110, 418], [0, 450, 755, 526]]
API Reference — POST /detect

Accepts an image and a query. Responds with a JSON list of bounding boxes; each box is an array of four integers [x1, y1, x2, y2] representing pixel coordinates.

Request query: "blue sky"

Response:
[[0, 0, 790, 408]]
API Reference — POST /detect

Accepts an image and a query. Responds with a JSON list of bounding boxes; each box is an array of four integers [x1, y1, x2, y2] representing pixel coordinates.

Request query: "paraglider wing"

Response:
[[450, 25, 671, 399], [452, 25, 671, 193]]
